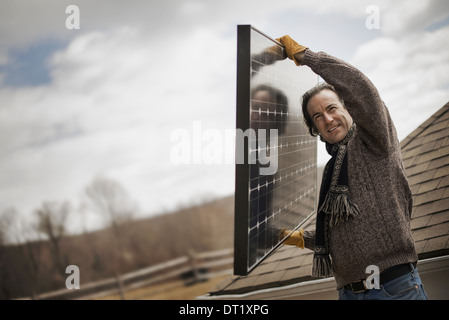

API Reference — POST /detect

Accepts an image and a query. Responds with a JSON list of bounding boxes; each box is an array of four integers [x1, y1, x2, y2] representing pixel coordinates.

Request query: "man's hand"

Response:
[[251, 44, 287, 73], [279, 228, 305, 249], [276, 35, 307, 66]]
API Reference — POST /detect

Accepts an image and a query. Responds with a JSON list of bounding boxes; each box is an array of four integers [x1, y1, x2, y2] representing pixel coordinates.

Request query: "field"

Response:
[[95, 275, 228, 300]]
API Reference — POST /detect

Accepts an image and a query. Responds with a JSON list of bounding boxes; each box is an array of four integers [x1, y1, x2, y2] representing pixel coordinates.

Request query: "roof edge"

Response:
[[197, 276, 335, 300], [198, 255, 449, 300], [207, 275, 316, 296], [418, 248, 449, 261], [400, 101, 449, 149]]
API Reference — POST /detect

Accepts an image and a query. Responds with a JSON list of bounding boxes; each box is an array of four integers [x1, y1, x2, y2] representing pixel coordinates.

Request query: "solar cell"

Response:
[[234, 25, 318, 275]]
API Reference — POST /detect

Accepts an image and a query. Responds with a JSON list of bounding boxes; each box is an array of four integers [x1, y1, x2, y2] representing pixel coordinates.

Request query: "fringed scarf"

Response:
[[312, 123, 360, 278]]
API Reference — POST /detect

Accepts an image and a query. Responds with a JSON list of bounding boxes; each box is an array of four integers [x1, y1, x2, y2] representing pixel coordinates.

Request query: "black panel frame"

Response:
[[234, 25, 251, 276], [234, 25, 318, 276]]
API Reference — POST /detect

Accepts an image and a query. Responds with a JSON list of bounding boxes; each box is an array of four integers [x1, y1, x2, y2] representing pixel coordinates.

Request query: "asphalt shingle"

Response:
[[208, 102, 449, 296]]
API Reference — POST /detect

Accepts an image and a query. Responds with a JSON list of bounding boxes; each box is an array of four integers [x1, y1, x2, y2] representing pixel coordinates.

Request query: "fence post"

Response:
[[115, 272, 126, 300], [16, 248, 233, 300], [188, 250, 199, 284]]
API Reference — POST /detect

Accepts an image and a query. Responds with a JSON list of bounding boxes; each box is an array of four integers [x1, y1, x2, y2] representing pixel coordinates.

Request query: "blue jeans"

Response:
[[338, 263, 428, 300]]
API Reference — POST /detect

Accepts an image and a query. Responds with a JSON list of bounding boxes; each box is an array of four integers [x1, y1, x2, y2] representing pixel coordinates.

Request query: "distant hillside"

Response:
[[1, 164, 324, 299], [0, 195, 234, 299]]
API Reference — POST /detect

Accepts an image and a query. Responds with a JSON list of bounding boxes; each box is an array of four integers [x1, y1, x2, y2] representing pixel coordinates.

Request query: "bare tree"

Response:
[[85, 176, 136, 233], [35, 201, 70, 275], [0, 208, 13, 245], [84, 176, 138, 299], [0, 207, 14, 298], [1, 207, 45, 299]]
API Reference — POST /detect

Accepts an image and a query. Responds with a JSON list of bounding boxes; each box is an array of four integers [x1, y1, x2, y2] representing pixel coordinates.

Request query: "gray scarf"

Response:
[[312, 123, 360, 278]]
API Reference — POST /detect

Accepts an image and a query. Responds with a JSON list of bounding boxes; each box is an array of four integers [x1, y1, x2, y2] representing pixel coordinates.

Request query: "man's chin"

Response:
[[324, 134, 344, 145]]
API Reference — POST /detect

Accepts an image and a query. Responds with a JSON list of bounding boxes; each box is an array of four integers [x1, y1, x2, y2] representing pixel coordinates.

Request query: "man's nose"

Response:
[[323, 112, 333, 124]]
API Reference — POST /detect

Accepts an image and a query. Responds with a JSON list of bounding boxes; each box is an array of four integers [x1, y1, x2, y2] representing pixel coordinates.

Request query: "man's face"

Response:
[[307, 89, 353, 144]]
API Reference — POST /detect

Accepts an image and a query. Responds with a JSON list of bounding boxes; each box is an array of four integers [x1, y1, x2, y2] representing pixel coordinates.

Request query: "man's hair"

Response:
[[301, 82, 343, 137]]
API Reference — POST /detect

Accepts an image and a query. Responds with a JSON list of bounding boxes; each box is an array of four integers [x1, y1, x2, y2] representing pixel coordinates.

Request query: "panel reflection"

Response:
[[246, 27, 317, 271]]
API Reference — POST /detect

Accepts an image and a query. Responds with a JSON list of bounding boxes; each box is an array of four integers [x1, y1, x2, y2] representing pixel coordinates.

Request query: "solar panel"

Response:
[[234, 25, 318, 276]]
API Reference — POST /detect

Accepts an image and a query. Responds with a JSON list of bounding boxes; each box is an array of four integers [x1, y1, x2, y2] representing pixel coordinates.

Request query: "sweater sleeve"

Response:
[[302, 49, 397, 156], [303, 229, 316, 251]]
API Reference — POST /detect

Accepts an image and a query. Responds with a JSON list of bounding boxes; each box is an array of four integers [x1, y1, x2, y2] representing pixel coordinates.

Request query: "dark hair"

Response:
[[301, 82, 343, 137], [251, 84, 288, 108], [251, 84, 289, 134]]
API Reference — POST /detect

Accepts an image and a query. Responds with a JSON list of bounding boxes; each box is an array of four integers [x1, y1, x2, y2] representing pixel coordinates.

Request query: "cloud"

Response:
[[0, 23, 236, 225], [286, 0, 449, 40], [1, 0, 448, 234], [380, 0, 449, 36], [351, 24, 449, 140]]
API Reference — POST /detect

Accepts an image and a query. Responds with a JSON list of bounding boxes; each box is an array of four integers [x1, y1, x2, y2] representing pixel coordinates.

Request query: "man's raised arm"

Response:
[[277, 35, 398, 156]]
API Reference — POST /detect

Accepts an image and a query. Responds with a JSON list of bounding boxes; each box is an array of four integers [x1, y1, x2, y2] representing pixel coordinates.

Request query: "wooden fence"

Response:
[[21, 248, 233, 300]]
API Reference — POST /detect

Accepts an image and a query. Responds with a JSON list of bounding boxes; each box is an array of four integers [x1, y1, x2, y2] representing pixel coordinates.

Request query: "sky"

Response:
[[1, 0, 449, 238]]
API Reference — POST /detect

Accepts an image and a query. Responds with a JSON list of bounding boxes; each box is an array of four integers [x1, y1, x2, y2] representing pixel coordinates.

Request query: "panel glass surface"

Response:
[[234, 26, 318, 275]]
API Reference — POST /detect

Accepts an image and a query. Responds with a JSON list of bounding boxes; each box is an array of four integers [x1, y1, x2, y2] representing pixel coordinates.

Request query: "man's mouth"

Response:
[[328, 124, 340, 133]]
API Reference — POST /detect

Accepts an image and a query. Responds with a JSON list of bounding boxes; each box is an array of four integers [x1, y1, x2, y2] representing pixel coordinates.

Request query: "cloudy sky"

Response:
[[1, 0, 448, 235]]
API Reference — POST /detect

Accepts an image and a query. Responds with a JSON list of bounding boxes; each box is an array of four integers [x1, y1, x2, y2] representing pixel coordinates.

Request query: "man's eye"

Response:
[[314, 115, 322, 121]]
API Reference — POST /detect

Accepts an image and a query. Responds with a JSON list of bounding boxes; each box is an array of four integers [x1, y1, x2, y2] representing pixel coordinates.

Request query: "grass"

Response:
[[94, 275, 229, 300]]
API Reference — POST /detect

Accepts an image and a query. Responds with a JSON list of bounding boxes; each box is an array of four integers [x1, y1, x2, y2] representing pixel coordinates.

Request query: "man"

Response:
[[277, 35, 428, 300]]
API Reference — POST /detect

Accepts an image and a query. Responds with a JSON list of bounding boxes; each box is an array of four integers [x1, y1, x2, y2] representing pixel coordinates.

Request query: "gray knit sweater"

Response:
[[302, 49, 418, 289]]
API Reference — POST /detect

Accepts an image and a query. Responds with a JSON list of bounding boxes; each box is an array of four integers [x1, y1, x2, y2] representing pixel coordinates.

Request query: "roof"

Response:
[[401, 101, 449, 259], [210, 220, 316, 295], [207, 101, 449, 297]]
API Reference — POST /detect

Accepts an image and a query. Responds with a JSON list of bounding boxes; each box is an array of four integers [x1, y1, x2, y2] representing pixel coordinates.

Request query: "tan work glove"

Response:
[[279, 228, 305, 249], [276, 35, 308, 66]]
